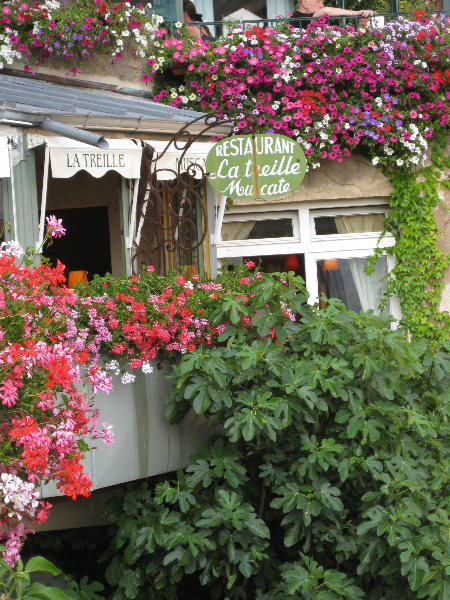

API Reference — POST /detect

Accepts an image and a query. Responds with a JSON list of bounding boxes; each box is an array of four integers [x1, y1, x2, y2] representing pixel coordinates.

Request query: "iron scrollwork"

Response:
[[130, 112, 260, 274]]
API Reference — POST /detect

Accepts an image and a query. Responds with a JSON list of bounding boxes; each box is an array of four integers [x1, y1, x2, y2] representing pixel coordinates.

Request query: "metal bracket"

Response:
[[26, 133, 45, 149], [7, 135, 18, 149], [210, 233, 217, 246]]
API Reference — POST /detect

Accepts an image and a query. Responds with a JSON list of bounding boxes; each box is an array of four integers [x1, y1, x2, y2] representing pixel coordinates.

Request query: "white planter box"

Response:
[[40, 360, 210, 499]]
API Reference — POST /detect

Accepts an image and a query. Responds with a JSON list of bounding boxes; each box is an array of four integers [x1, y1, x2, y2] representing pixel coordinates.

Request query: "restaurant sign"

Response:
[[206, 134, 306, 200]]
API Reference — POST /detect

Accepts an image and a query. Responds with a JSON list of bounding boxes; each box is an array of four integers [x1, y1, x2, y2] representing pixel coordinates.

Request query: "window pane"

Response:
[[214, 0, 267, 20], [243, 254, 305, 278], [222, 218, 293, 241], [315, 213, 385, 235], [317, 256, 388, 314]]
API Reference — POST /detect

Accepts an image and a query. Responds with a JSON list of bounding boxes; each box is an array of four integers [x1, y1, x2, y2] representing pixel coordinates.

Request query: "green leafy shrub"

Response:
[[101, 272, 450, 600], [0, 554, 104, 600]]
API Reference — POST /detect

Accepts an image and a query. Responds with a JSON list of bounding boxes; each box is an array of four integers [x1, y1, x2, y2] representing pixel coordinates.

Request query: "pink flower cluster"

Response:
[[0, 473, 50, 565], [148, 13, 450, 169], [0, 219, 113, 563], [0, 0, 160, 74], [75, 264, 269, 371]]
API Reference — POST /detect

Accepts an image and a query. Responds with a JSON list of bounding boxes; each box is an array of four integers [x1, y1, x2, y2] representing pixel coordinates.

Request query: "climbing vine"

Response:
[[368, 129, 450, 339]]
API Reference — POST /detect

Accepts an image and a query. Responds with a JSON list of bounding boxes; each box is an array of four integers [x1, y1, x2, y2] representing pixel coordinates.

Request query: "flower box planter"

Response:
[[39, 359, 211, 498]]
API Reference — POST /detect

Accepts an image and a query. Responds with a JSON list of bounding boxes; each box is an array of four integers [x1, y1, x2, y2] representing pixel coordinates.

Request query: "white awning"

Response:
[[0, 138, 10, 178], [45, 137, 142, 179], [146, 140, 215, 180]]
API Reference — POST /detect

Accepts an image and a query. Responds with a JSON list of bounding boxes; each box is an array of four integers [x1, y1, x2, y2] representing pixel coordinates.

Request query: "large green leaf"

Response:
[[25, 584, 73, 600], [25, 558, 61, 577]]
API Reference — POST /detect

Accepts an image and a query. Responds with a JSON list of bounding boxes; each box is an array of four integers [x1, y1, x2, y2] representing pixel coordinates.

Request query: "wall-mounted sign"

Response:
[[206, 134, 306, 199], [145, 140, 215, 181], [44, 137, 142, 179]]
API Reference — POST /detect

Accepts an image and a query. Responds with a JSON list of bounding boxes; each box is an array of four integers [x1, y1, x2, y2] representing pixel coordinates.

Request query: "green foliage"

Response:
[[0, 553, 104, 600], [22, 527, 112, 597], [368, 133, 450, 339], [102, 273, 450, 599]]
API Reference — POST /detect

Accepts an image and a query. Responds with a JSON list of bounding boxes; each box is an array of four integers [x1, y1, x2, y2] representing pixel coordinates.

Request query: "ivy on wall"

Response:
[[369, 131, 450, 340]]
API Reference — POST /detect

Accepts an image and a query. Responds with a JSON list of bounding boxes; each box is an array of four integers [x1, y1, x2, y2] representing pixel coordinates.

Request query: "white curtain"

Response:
[[221, 221, 255, 241], [334, 214, 384, 234], [333, 216, 387, 313], [345, 257, 387, 314]]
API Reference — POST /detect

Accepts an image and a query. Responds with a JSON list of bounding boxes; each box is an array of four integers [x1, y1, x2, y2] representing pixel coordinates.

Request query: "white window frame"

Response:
[[216, 199, 399, 321], [310, 206, 389, 241], [220, 210, 299, 248]]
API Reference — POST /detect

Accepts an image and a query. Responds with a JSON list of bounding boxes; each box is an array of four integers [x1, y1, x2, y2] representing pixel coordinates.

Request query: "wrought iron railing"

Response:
[[164, 11, 448, 37]]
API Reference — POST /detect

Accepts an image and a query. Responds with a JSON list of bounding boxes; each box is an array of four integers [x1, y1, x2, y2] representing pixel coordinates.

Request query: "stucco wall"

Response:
[[434, 179, 450, 312], [9, 46, 151, 93], [226, 152, 394, 207]]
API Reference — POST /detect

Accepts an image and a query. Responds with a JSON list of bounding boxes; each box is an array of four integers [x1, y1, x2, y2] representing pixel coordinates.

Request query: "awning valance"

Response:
[[0, 138, 10, 178], [45, 137, 142, 179], [146, 140, 215, 180]]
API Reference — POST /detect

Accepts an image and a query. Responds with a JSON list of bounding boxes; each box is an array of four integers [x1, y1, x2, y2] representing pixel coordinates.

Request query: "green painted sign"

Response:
[[206, 134, 306, 200]]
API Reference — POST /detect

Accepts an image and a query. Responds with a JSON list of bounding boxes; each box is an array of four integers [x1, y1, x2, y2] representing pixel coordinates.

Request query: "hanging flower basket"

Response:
[[171, 61, 188, 75]]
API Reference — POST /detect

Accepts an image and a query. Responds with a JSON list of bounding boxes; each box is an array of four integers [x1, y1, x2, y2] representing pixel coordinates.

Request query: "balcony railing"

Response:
[[163, 10, 448, 37]]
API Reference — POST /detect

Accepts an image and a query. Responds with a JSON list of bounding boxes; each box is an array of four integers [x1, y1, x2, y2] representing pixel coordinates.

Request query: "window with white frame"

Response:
[[217, 201, 399, 321]]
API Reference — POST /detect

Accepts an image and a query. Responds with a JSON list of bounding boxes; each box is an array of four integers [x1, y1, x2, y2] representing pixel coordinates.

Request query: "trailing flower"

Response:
[[0, 0, 163, 74], [148, 14, 450, 171], [0, 219, 113, 564]]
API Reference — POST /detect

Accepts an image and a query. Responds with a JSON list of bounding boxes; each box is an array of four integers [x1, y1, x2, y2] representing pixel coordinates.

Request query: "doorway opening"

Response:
[[42, 206, 112, 281]]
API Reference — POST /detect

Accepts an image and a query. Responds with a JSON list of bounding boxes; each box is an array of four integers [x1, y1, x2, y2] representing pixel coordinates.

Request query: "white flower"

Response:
[[105, 360, 121, 376], [372, 157, 379, 165], [0, 241, 24, 257], [175, 21, 183, 28], [142, 362, 154, 374], [396, 159, 404, 166], [121, 373, 136, 385], [189, 93, 196, 100]]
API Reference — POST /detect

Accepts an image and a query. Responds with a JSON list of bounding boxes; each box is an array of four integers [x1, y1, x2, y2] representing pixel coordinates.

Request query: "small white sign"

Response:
[[45, 137, 142, 179]]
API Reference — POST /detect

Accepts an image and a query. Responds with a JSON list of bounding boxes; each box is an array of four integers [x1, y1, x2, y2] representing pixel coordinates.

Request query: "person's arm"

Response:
[[312, 7, 376, 17]]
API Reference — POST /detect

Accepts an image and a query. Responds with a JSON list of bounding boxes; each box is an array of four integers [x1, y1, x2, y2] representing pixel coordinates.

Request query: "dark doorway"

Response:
[[42, 206, 112, 281], [244, 253, 306, 282]]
